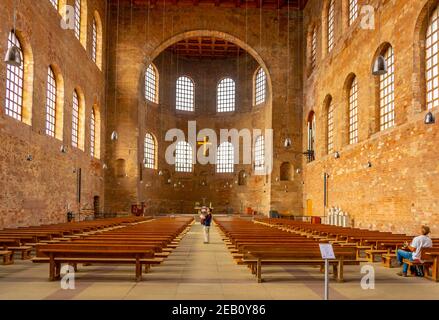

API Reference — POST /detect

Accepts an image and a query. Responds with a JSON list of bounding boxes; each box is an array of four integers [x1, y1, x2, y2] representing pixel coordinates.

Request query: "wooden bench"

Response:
[[242, 247, 357, 283], [33, 245, 164, 281], [0, 250, 13, 265], [8, 246, 32, 260]]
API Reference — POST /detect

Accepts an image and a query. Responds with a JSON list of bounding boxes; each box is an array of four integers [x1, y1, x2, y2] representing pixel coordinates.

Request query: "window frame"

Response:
[[90, 108, 96, 158], [217, 142, 235, 173], [327, 0, 335, 53], [45, 67, 57, 138], [426, 6, 439, 110], [254, 135, 265, 172], [175, 141, 193, 173], [176, 76, 195, 112], [217, 77, 236, 113], [144, 133, 157, 170], [379, 46, 395, 131], [254, 67, 267, 106], [349, 77, 359, 144], [145, 64, 159, 104]]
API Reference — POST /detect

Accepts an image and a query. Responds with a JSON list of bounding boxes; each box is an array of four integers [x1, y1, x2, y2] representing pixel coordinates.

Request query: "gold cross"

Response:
[[197, 136, 212, 156]]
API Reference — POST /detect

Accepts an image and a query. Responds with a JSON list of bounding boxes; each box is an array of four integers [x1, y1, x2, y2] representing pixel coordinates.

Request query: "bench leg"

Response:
[[49, 258, 55, 281], [2, 254, 14, 265], [337, 259, 344, 282], [136, 261, 142, 282], [54, 263, 61, 280], [332, 264, 338, 279], [256, 259, 262, 283], [144, 264, 151, 273]]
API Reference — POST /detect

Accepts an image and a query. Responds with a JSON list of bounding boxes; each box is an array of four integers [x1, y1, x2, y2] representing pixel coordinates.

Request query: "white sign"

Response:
[[319, 244, 335, 260]]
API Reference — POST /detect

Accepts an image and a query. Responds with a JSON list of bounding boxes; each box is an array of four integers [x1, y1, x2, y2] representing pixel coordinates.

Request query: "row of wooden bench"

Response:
[[256, 218, 439, 282], [0, 216, 150, 265], [31, 217, 194, 281], [214, 217, 359, 283]]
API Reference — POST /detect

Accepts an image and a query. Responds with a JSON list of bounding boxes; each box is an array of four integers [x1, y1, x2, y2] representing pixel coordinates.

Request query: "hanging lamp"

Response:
[[5, 0, 22, 67]]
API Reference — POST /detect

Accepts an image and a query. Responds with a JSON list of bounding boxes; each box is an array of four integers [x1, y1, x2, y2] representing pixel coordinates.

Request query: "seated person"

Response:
[[397, 225, 433, 277]]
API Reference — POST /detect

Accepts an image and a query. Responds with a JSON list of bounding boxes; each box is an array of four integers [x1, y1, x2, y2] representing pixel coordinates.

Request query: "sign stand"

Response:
[[319, 243, 335, 301]]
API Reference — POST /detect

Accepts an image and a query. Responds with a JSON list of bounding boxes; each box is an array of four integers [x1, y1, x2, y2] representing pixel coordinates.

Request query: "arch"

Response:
[[413, 0, 439, 112], [143, 30, 272, 106], [280, 162, 294, 181], [145, 63, 159, 103], [72, 87, 86, 150], [144, 132, 157, 170], [254, 67, 267, 106], [93, 11, 103, 69], [176, 76, 195, 112], [217, 77, 236, 112], [175, 141, 193, 173], [217, 142, 234, 173], [343, 73, 358, 146], [4, 30, 34, 125]]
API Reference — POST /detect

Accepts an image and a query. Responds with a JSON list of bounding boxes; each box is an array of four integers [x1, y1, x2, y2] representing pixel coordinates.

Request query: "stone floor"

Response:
[[0, 223, 438, 300]]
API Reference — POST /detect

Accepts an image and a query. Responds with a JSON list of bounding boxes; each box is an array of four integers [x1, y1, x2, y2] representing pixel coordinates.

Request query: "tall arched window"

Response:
[[379, 46, 395, 131], [145, 64, 158, 103], [90, 108, 96, 158], [176, 76, 194, 112], [92, 18, 98, 64], [144, 133, 157, 170], [45, 67, 57, 138], [349, 77, 359, 144], [426, 6, 439, 110], [217, 78, 235, 112], [254, 136, 265, 172], [74, 0, 81, 40], [72, 90, 80, 148], [254, 67, 266, 105], [5, 32, 24, 121], [326, 98, 334, 154], [217, 142, 234, 173], [307, 111, 316, 162], [311, 26, 318, 70], [349, 0, 359, 26], [327, 0, 335, 52], [175, 141, 193, 172], [49, 0, 58, 9]]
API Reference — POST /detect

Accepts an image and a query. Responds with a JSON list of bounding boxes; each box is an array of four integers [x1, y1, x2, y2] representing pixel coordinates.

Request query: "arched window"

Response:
[[5, 32, 24, 121], [349, 0, 359, 26], [311, 26, 318, 70], [217, 78, 235, 112], [90, 108, 96, 158], [74, 0, 81, 40], [327, 0, 335, 52], [426, 6, 439, 110], [326, 98, 334, 154], [92, 18, 98, 64], [175, 141, 193, 172], [349, 77, 358, 144], [144, 133, 157, 170], [49, 0, 58, 9], [254, 67, 266, 105], [45, 67, 57, 138], [254, 136, 265, 172], [72, 90, 80, 148], [217, 142, 234, 173], [307, 111, 316, 162], [145, 64, 158, 103], [379, 46, 395, 131], [176, 76, 194, 112]]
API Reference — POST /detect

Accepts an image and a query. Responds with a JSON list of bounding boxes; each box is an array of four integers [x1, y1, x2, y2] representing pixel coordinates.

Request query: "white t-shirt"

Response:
[[410, 235, 433, 260]]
